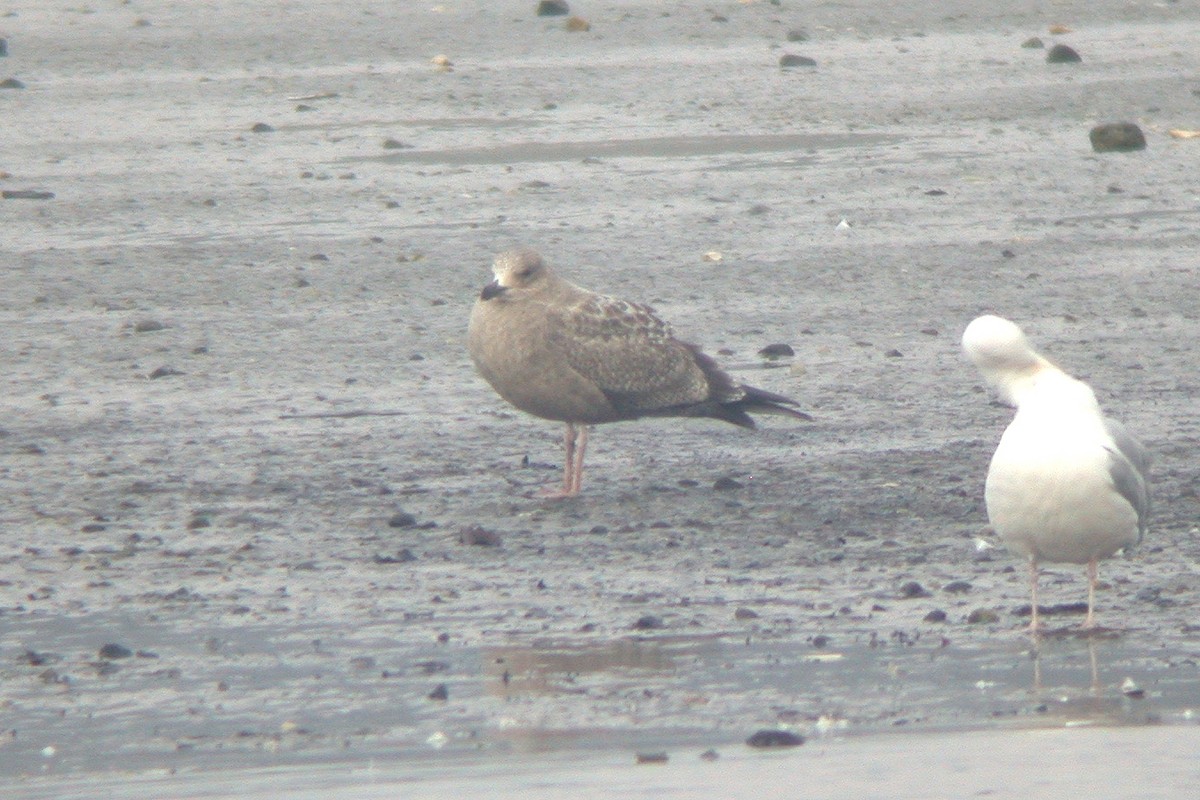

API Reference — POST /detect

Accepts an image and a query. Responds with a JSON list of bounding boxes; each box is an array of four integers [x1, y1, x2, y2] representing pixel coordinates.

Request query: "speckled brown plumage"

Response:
[[467, 247, 810, 497]]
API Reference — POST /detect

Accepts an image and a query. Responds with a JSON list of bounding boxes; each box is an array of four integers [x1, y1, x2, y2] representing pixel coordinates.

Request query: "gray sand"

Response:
[[3, 0, 1200, 796]]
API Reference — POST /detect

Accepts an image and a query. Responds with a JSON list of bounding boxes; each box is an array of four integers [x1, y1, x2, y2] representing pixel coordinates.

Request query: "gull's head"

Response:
[[962, 315, 1053, 405], [479, 248, 549, 301]]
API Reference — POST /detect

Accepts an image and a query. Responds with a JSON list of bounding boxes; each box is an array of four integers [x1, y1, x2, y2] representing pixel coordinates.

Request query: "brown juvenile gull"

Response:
[[962, 315, 1150, 632], [467, 248, 811, 497]]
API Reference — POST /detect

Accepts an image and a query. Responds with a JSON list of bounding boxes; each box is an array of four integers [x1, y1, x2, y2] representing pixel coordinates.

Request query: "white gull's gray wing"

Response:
[[1103, 416, 1151, 539]]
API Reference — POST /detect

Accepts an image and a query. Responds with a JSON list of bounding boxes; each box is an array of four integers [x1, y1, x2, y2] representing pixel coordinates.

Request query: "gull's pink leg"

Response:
[[569, 425, 588, 496], [536, 423, 582, 499], [1084, 558, 1098, 629]]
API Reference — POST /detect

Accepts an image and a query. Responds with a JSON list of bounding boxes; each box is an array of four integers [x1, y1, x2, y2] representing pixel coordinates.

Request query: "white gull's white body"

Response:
[[962, 315, 1149, 629]]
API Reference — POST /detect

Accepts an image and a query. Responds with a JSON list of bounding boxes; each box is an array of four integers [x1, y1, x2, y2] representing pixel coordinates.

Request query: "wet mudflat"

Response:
[[2, 0, 1200, 796]]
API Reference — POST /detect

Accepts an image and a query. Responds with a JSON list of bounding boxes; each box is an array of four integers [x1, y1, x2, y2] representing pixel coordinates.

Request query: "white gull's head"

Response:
[[962, 315, 1056, 405]]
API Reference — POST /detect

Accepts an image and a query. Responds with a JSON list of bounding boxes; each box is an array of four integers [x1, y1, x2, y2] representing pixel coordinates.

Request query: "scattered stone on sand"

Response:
[[1021, 37, 1044, 49], [250, 122, 274, 133], [1048, 24, 1073, 35], [148, 366, 183, 379], [430, 54, 452, 72], [635, 752, 669, 764], [943, 580, 972, 594], [565, 16, 590, 32], [966, 608, 999, 624], [746, 730, 805, 748], [0, 38, 7, 57], [99, 643, 133, 660], [900, 581, 932, 599], [758, 343, 794, 359], [459, 525, 502, 546], [382, 138, 413, 149], [1090, 122, 1147, 152], [537, 1, 569, 17], [1121, 678, 1145, 698], [3, 188, 54, 200], [134, 319, 168, 333], [295, 103, 314, 112], [373, 549, 417, 564], [1046, 43, 1081, 63], [427, 683, 449, 701], [786, 29, 808, 42], [699, 749, 720, 762], [885, 349, 904, 358], [779, 54, 817, 68], [388, 510, 418, 528], [632, 614, 665, 631], [712, 476, 744, 491], [924, 609, 948, 623], [811, 635, 831, 648], [734, 607, 759, 620], [1168, 128, 1200, 139], [0, 77, 24, 89]]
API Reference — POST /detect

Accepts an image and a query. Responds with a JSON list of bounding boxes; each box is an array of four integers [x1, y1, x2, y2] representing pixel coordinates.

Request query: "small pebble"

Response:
[[134, 320, 167, 333], [699, 748, 720, 761], [786, 29, 808, 42], [460, 525, 502, 546], [251, 122, 274, 133], [1089, 122, 1146, 153], [1046, 44, 1081, 63], [632, 614, 665, 631], [943, 580, 972, 594], [428, 683, 449, 701], [382, 138, 413, 149], [758, 343, 794, 359], [99, 643, 133, 660], [3, 189, 53, 200], [1021, 37, 1044, 49], [746, 730, 805, 748], [0, 77, 24, 89], [635, 752, 668, 764], [734, 607, 759, 620], [967, 608, 1000, 624], [899, 581, 931, 599], [565, 16, 590, 32], [924, 609, 948, 623], [712, 476, 744, 491], [388, 510, 418, 528], [780, 54, 817, 68], [1121, 678, 1145, 698], [537, 1, 569, 17]]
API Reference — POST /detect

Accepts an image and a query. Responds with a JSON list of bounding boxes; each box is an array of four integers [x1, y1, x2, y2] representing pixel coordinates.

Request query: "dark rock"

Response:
[[885, 349, 904, 358], [924, 609, 948, 623], [251, 122, 275, 133], [387, 510, 418, 528], [1021, 37, 1044, 49], [635, 752, 669, 764], [811, 634, 831, 648], [295, 104, 314, 112], [1089, 122, 1147, 153], [700, 749, 720, 761], [925, 189, 947, 196], [758, 343, 794, 359], [632, 614, 665, 630], [373, 549, 417, 564], [943, 580, 972, 594], [0, 38, 7, 57], [134, 320, 167, 333], [382, 138, 413, 149], [780, 54, 817, 68], [712, 476, 744, 491], [187, 514, 211, 530], [746, 729, 805, 748], [734, 607, 759, 620], [899, 581, 932, 598], [1014, 601, 1088, 617], [786, 29, 808, 42], [0, 77, 24, 89], [3, 189, 53, 200], [1046, 44, 1081, 63], [19, 650, 60, 666], [536, 0, 569, 16], [427, 683, 449, 701], [148, 366, 183, 379], [460, 525, 502, 546], [99, 643, 133, 660], [967, 608, 1000, 624]]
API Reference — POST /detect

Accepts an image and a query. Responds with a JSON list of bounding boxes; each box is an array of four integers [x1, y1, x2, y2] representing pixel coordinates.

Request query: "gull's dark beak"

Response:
[[480, 280, 507, 301]]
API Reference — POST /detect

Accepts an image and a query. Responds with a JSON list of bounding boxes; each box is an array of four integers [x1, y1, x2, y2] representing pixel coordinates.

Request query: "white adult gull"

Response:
[[961, 315, 1150, 631], [468, 248, 811, 497]]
